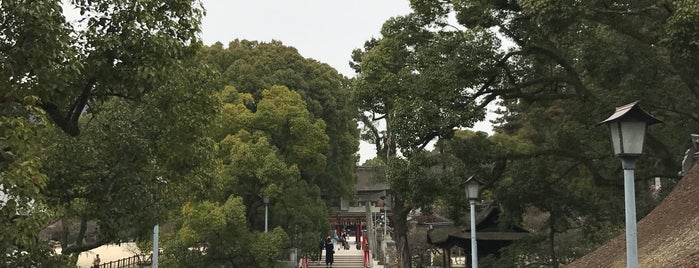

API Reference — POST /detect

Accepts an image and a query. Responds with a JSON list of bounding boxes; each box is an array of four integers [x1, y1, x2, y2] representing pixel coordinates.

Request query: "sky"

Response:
[[199, 0, 496, 163], [200, 0, 412, 78]]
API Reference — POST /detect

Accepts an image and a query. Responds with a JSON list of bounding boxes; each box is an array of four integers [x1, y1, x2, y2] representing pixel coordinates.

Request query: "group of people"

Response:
[[296, 230, 354, 268], [314, 230, 351, 267], [337, 231, 349, 250]]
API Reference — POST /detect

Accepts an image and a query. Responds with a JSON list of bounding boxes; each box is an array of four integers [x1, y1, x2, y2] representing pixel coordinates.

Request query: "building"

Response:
[[329, 166, 392, 244]]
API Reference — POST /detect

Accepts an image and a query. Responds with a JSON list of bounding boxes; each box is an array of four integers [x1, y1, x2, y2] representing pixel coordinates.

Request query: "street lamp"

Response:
[[464, 175, 483, 268], [264, 195, 270, 232], [153, 177, 167, 268], [599, 101, 661, 268]]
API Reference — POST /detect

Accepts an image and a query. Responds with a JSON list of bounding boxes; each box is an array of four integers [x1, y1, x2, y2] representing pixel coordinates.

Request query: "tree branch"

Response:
[[61, 238, 109, 255], [359, 113, 382, 155], [525, 45, 595, 100], [505, 149, 619, 187], [593, 5, 666, 16], [39, 77, 96, 137]]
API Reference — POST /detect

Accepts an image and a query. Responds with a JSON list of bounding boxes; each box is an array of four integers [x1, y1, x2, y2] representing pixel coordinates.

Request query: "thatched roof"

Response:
[[567, 160, 699, 267]]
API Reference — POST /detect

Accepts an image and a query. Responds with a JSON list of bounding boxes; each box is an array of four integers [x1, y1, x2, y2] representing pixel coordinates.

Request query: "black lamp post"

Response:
[[599, 101, 661, 268], [465, 175, 483, 268]]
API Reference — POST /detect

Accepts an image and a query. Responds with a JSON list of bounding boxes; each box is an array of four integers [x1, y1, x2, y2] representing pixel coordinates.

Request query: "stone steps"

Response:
[[307, 247, 365, 268]]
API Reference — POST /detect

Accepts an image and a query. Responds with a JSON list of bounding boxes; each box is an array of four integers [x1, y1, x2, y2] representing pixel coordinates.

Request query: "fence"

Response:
[[97, 254, 150, 268]]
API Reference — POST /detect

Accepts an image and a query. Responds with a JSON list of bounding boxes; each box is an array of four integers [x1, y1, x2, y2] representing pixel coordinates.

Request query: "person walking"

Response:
[[318, 238, 325, 264], [92, 254, 101, 268], [324, 237, 335, 267]]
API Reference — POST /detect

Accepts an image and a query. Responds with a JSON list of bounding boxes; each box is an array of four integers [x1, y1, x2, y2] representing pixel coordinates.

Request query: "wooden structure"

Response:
[[329, 166, 392, 243], [425, 202, 529, 267]]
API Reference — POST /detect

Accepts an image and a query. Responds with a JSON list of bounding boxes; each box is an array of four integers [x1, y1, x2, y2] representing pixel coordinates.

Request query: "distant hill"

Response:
[[567, 161, 699, 267]]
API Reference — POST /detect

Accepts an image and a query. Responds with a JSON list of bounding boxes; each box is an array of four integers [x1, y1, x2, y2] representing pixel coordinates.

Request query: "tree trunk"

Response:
[[549, 223, 559, 268], [393, 194, 411, 268]]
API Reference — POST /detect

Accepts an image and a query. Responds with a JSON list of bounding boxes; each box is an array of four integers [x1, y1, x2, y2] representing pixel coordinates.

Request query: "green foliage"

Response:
[[250, 227, 290, 266], [2, 0, 206, 136], [39, 56, 219, 256], [351, 10, 502, 267], [354, 1, 699, 265], [161, 84, 331, 266], [401, 0, 699, 265], [0, 243, 74, 268], [2, 0, 210, 262], [386, 153, 441, 211], [0, 97, 50, 251], [201, 40, 359, 198]]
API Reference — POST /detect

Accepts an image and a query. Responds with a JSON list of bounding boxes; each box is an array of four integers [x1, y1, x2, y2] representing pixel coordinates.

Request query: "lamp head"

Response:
[[599, 101, 661, 157], [464, 175, 483, 200]]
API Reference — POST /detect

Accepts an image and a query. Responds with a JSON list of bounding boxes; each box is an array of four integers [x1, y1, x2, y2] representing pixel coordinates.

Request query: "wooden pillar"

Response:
[[447, 246, 452, 268], [442, 248, 448, 268]]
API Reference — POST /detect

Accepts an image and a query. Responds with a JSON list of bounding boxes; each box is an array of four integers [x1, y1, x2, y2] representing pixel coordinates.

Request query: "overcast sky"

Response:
[[200, 0, 412, 78]]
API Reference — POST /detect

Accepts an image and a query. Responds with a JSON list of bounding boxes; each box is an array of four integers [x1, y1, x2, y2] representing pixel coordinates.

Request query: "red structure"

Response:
[[329, 166, 392, 244]]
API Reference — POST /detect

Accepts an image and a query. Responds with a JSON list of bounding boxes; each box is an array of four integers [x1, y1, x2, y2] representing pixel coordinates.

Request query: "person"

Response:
[[92, 254, 101, 268], [332, 230, 339, 249], [337, 233, 343, 251], [324, 237, 335, 267], [342, 232, 349, 250], [318, 238, 325, 264], [299, 254, 308, 268]]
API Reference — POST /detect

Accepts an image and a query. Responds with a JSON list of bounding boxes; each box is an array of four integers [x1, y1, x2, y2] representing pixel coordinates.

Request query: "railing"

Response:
[[97, 254, 150, 268]]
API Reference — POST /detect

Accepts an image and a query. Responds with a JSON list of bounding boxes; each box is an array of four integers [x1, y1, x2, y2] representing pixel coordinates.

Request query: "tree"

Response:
[[2, 0, 208, 263], [161, 197, 291, 267], [160, 85, 331, 266], [0, 98, 70, 265], [40, 56, 218, 259], [2, 0, 205, 136], [351, 13, 502, 266], [402, 0, 699, 264], [201, 40, 359, 200]]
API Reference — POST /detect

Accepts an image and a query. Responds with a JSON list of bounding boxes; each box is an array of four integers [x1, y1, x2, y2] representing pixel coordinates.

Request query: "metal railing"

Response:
[[97, 254, 150, 268]]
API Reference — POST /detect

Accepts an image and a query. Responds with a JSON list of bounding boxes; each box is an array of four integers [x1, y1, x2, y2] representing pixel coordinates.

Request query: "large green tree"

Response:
[[40, 56, 218, 259], [351, 14, 500, 267], [1, 0, 211, 264], [161, 85, 330, 266], [353, 0, 699, 265], [3, 0, 205, 136], [201, 40, 360, 200], [400, 0, 699, 265]]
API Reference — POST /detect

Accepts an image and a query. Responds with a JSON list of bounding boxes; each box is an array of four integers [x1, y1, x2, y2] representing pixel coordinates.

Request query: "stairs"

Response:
[[308, 242, 365, 268]]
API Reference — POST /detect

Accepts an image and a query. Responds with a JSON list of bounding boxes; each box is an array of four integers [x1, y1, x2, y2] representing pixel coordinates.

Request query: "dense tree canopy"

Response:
[[351, 13, 501, 266], [1, 0, 210, 264], [41, 56, 218, 257], [201, 40, 359, 199], [158, 41, 361, 266], [353, 0, 699, 266]]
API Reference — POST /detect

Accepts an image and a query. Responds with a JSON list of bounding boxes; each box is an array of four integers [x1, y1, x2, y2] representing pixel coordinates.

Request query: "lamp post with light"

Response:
[[465, 175, 483, 268], [599, 101, 661, 268]]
